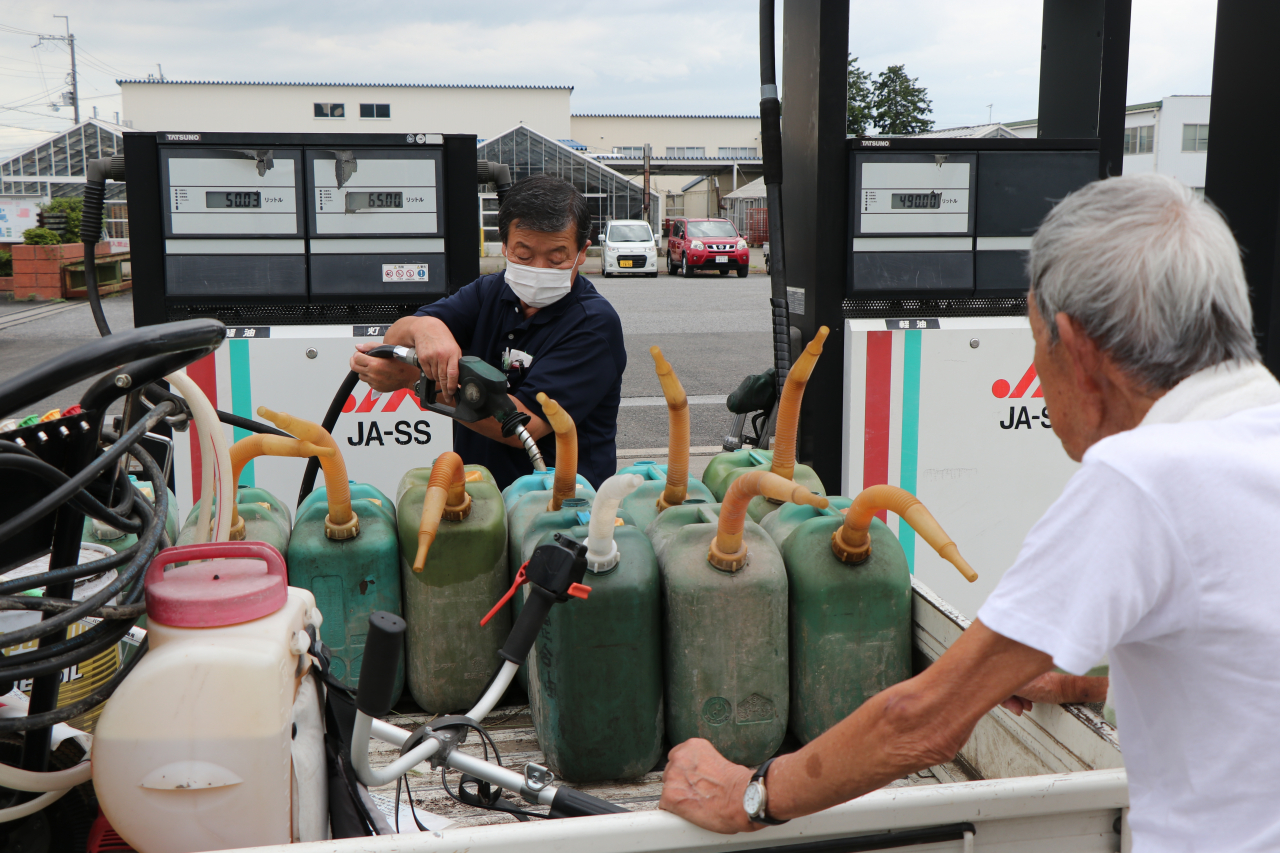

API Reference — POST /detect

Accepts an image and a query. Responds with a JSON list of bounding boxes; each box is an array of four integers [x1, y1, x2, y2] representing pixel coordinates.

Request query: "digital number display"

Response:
[[205, 191, 262, 209], [891, 192, 942, 210], [346, 191, 404, 211]]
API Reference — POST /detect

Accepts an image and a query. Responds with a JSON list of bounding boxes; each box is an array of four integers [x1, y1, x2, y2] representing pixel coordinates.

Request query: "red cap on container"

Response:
[[144, 542, 288, 627]]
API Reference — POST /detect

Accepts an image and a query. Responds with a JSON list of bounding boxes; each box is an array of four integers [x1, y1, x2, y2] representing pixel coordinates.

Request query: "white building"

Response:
[[1006, 96, 1211, 190], [118, 80, 575, 142]]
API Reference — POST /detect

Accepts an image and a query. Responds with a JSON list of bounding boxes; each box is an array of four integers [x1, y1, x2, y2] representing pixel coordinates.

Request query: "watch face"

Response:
[[743, 781, 763, 816]]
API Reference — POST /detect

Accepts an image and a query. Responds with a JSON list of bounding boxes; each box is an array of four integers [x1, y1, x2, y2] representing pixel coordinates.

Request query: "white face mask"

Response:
[[503, 249, 582, 308]]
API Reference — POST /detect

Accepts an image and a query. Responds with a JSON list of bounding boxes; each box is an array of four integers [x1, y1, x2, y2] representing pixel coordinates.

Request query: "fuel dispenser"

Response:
[[835, 138, 1098, 617], [123, 131, 480, 513]]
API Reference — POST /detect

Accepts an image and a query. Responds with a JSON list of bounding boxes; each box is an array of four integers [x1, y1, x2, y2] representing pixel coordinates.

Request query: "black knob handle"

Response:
[[355, 611, 405, 717]]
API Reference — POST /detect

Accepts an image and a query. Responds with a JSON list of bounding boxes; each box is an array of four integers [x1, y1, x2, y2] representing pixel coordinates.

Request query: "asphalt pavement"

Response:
[[0, 273, 774, 468]]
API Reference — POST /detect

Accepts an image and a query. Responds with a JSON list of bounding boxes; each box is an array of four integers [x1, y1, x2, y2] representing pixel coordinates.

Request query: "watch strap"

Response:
[[748, 757, 789, 826]]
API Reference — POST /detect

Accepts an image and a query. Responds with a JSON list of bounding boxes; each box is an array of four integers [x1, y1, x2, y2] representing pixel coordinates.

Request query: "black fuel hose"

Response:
[[297, 369, 359, 509], [79, 155, 126, 338], [759, 0, 791, 401]]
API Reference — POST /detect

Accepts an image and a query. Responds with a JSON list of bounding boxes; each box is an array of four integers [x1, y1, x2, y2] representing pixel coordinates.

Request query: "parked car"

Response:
[[599, 219, 658, 278], [666, 217, 750, 277]]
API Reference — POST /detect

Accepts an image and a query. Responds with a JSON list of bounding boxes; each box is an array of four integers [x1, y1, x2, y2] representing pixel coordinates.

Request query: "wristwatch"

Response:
[[743, 757, 789, 826]]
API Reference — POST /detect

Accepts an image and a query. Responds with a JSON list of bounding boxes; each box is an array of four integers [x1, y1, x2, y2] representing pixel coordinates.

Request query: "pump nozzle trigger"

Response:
[[481, 563, 528, 627]]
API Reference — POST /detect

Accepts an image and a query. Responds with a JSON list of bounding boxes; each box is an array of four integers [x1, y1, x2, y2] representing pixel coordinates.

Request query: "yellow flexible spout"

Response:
[[412, 451, 471, 572], [257, 406, 358, 539], [651, 346, 691, 511], [770, 326, 829, 483], [227, 435, 334, 537], [833, 485, 977, 582], [709, 470, 827, 571], [536, 392, 578, 511]]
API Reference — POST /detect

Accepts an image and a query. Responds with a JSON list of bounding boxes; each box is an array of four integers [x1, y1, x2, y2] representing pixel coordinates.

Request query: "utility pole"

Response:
[[39, 15, 79, 123]]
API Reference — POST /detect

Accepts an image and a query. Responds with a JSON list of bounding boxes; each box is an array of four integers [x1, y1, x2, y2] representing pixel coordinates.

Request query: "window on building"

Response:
[[1123, 126, 1154, 155], [613, 146, 644, 157], [718, 147, 759, 158], [1182, 124, 1209, 152], [360, 103, 391, 119], [666, 147, 705, 158], [314, 103, 345, 118]]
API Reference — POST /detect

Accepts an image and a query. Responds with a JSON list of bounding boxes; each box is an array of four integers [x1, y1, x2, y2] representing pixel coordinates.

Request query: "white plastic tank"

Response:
[[92, 541, 324, 852]]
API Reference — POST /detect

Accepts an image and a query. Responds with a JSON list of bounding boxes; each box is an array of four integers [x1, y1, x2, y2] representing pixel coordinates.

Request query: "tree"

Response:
[[846, 55, 875, 136], [40, 197, 84, 243], [872, 64, 934, 135]]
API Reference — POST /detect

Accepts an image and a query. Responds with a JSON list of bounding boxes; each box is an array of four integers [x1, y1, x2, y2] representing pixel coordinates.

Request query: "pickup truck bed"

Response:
[[251, 580, 1128, 852]]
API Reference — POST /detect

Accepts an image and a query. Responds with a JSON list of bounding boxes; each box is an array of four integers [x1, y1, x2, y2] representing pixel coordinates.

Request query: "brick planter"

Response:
[[12, 243, 110, 301]]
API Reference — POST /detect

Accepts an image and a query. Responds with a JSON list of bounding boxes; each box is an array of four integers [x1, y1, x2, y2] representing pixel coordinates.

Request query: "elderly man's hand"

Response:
[[658, 739, 759, 834], [1000, 672, 1109, 715], [409, 315, 463, 397]]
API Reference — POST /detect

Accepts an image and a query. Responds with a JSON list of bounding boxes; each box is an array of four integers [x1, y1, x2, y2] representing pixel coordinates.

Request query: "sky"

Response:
[[1, 0, 1219, 161]]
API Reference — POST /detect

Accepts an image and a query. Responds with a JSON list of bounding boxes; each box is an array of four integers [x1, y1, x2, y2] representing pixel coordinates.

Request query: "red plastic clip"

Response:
[[567, 583, 591, 600], [481, 562, 528, 626]]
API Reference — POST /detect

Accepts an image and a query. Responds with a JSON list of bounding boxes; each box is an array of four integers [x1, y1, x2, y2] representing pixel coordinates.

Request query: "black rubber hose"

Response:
[[0, 636, 149, 734], [80, 179, 110, 337], [0, 401, 173, 552], [0, 453, 143, 534], [759, 0, 791, 392], [298, 369, 359, 509], [217, 409, 291, 438], [80, 155, 126, 339]]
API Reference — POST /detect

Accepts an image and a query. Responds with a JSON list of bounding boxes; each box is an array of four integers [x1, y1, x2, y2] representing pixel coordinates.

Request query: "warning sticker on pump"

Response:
[[383, 264, 429, 282]]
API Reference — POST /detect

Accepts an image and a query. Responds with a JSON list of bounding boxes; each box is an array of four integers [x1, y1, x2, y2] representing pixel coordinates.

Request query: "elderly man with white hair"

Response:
[[659, 174, 1280, 852]]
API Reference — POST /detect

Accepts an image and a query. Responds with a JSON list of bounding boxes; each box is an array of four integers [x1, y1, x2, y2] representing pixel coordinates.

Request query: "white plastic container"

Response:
[[92, 541, 324, 853]]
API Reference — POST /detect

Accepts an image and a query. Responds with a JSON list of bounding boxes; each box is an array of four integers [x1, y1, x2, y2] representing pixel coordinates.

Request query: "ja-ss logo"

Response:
[[993, 365, 1052, 430]]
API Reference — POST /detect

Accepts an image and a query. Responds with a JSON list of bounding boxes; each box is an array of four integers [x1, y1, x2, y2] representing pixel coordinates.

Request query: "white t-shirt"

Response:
[[978, 393, 1280, 853]]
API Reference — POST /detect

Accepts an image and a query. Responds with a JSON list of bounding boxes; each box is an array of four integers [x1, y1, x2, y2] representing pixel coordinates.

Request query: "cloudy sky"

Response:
[[1, 0, 1218, 160]]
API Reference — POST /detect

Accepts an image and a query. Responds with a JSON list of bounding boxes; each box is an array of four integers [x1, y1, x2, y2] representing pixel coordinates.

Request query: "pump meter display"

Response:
[[162, 150, 303, 237], [310, 150, 440, 236], [854, 156, 976, 236]]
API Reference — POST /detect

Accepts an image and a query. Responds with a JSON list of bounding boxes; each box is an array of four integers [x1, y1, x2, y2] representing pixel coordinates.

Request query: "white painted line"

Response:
[[0, 301, 82, 331], [619, 395, 725, 408], [616, 446, 722, 458]]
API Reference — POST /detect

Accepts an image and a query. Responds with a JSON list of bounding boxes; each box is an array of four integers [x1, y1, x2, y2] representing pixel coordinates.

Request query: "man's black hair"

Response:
[[497, 174, 591, 250]]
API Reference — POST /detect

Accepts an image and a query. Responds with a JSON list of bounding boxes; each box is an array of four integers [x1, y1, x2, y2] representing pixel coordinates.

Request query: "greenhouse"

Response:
[[0, 118, 129, 200], [478, 125, 658, 248]]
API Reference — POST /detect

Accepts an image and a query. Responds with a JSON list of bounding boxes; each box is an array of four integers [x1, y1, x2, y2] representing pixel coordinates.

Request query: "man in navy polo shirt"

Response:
[[350, 175, 626, 490]]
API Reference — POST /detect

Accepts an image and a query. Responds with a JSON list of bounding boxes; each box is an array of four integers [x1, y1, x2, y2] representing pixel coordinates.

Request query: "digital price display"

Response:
[[205, 191, 262, 209], [346, 191, 404, 211], [891, 192, 942, 210]]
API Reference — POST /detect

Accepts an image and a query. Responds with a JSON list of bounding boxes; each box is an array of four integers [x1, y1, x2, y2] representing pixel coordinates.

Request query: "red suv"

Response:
[[666, 218, 750, 277]]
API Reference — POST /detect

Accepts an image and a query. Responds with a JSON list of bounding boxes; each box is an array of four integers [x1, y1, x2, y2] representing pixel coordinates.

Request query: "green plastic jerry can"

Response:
[[396, 464, 498, 504], [615, 460, 667, 479], [396, 464, 508, 713], [527, 521, 663, 782], [289, 482, 403, 699], [176, 486, 293, 556], [701, 449, 827, 520], [778, 510, 911, 744], [759, 495, 854, 550], [649, 503, 789, 767], [503, 472, 596, 581], [617, 462, 716, 533], [83, 476, 180, 553]]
